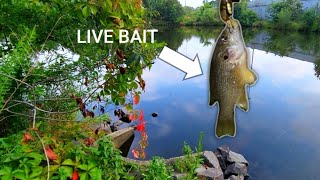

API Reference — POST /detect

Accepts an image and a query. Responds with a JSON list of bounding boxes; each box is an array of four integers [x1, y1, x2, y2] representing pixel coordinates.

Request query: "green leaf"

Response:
[[82, 6, 90, 18], [0, 166, 12, 176], [61, 159, 75, 166], [89, 5, 98, 15], [89, 168, 102, 180], [87, 161, 97, 170], [58, 166, 73, 179], [30, 166, 43, 178], [78, 164, 88, 171], [79, 172, 89, 180], [43, 165, 60, 177], [12, 169, 25, 180]]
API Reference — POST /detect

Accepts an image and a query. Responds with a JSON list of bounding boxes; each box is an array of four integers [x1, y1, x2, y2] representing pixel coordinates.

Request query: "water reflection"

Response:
[[315, 58, 320, 79], [126, 27, 320, 179]]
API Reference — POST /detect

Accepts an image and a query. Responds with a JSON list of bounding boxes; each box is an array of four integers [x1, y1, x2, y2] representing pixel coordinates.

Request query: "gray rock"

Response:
[[172, 172, 187, 180], [227, 151, 249, 166], [203, 151, 222, 170], [226, 175, 245, 180], [214, 150, 227, 171], [196, 165, 224, 180], [217, 145, 230, 157], [224, 163, 249, 179]]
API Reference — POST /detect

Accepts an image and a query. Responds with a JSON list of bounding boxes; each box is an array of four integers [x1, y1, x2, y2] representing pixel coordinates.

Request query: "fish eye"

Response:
[[224, 55, 229, 60], [221, 36, 228, 43]]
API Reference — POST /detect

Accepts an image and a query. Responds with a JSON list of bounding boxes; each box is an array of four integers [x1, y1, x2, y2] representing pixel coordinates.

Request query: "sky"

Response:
[[178, 0, 204, 8]]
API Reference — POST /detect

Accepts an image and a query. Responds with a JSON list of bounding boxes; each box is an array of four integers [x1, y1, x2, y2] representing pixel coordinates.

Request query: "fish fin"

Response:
[[237, 88, 249, 112], [209, 97, 217, 106], [216, 104, 236, 138], [243, 68, 257, 85], [209, 83, 217, 106]]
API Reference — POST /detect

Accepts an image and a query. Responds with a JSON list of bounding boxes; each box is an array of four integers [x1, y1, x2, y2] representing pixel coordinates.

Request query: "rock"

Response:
[[214, 146, 248, 169], [196, 165, 224, 180], [214, 149, 227, 171], [224, 163, 249, 179], [217, 145, 230, 157], [227, 151, 248, 166], [172, 172, 187, 180], [226, 175, 245, 180], [151, 112, 158, 117], [215, 153, 227, 171], [202, 151, 221, 170]]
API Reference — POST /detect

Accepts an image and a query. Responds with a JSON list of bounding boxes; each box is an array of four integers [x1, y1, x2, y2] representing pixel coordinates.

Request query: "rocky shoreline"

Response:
[[124, 145, 249, 180]]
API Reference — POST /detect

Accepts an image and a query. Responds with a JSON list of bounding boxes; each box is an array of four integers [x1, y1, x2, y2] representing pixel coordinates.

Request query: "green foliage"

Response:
[[0, 118, 134, 180], [315, 58, 320, 79], [300, 7, 320, 32], [263, 0, 320, 31], [267, 0, 303, 22], [143, 0, 184, 23], [195, 3, 220, 25], [0, 0, 164, 136], [234, 0, 259, 27], [174, 133, 204, 179], [276, 8, 293, 29], [174, 143, 203, 179], [180, 3, 222, 26], [143, 157, 173, 180]]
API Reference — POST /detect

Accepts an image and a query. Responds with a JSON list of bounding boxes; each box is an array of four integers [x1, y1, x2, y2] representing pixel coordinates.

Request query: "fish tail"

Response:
[[215, 105, 236, 138]]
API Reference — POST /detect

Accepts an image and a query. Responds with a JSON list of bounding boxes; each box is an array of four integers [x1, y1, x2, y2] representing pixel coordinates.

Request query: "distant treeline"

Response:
[[143, 0, 320, 32]]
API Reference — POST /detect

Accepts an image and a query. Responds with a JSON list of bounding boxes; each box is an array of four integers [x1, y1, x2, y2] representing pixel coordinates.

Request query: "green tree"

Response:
[[195, 2, 220, 25], [234, 0, 259, 26], [143, 0, 184, 23], [301, 6, 320, 31], [0, 0, 163, 136], [267, 0, 303, 22]]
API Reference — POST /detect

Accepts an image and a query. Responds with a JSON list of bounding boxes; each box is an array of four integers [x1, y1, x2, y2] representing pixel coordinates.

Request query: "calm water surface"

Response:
[[122, 27, 320, 179]]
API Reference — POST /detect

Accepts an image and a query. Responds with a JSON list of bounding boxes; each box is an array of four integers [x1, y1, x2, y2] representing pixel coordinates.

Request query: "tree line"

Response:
[[144, 0, 320, 32]]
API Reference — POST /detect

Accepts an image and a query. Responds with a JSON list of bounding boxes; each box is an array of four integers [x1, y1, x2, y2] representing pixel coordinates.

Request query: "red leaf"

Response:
[[24, 132, 33, 140], [140, 150, 146, 159], [133, 95, 139, 105], [136, 122, 145, 132], [129, 113, 137, 121], [45, 146, 58, 161], [141, 131, 148, 141], [116, 49, 124, 60], [22, 132, 33, 145], [139, 110, 144, 122], [85, 137, 95, 146], [72, 170, 79, 180], [132, 149, 140, 158]]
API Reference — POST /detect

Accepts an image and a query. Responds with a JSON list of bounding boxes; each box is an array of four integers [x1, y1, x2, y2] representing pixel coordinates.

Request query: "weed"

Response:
[[143, 157, 173, 180], [174, 132, 204, 179]]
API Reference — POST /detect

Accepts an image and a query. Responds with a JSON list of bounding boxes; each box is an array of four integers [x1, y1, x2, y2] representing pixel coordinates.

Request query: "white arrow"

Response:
[[158, 46, 203, 80]]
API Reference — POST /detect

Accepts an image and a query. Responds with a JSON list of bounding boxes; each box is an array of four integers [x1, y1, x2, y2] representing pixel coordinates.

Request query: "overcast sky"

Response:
[[178, 0, 204, 8]]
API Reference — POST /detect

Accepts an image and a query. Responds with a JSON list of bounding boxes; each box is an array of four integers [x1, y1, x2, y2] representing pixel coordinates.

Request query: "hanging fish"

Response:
[[209, 0, 257, 138]]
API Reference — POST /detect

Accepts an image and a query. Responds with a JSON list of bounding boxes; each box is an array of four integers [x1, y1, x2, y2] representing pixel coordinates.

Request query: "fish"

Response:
[[209, 19, 257, 138]]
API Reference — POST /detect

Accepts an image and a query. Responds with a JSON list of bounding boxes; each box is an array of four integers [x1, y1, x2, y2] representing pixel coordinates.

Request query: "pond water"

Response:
[[123, 26, 320, 179]]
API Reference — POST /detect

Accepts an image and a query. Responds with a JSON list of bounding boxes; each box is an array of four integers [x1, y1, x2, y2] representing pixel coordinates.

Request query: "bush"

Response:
[[0, 118, 132, 179], [143, 157, 173, 180], [234, 0, 259, 27]]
